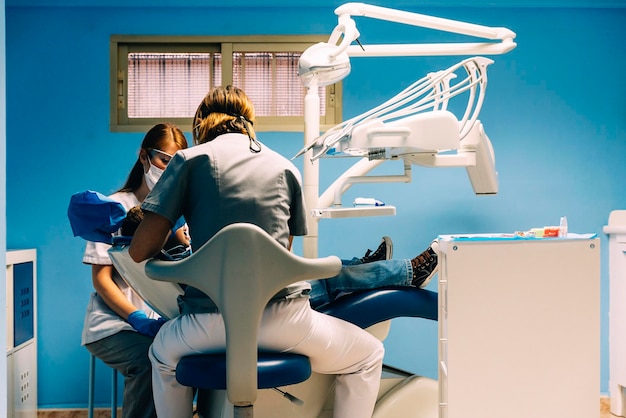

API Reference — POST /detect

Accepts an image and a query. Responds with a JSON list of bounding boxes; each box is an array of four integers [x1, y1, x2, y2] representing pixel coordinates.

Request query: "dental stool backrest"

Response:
[[108, 237, 183, 320], [145, 222, 342, 417]]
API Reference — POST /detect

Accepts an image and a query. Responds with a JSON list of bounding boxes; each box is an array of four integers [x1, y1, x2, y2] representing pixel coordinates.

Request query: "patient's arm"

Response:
[[129, 211, 172, 262]]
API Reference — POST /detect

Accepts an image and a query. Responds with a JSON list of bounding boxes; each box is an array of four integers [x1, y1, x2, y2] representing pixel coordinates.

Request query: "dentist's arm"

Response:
[[129, 210, 172, 262]]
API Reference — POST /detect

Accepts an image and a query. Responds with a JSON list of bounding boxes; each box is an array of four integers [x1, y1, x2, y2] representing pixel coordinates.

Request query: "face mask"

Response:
[[144, 160, 164, 191]]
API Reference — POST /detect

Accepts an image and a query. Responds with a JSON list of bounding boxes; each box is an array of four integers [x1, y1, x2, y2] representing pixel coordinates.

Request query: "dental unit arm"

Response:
[[296, 2, 516, 257], [331, 2, 515, 57]]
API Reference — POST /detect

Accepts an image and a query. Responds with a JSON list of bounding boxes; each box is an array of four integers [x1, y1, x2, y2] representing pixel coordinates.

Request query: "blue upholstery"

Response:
[[175, 287, 438, 393], [317, 287, 438, 328], [176, 352, 311, 390]]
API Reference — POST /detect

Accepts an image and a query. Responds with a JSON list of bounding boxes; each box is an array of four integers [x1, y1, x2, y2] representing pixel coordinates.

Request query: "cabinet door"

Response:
[[439, 239, 600, 418], [10, 343, 37, 418]]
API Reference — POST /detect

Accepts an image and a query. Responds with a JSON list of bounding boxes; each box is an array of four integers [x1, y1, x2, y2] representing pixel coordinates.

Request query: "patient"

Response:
[[122, 197, 438, 310], [311, 238, 438, 309], [121, 206, 190, 261]]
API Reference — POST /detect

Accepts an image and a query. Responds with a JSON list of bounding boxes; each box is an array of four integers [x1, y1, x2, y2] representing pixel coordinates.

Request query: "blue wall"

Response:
[[5, 1, 626, 409]]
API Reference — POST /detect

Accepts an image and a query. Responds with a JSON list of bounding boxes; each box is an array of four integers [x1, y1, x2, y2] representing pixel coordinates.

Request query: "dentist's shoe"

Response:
[[360, 236, 393, 263], [411, 240, 439, 288]]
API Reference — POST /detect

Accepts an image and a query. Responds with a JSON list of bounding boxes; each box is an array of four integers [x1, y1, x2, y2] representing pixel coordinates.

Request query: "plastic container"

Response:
[[559, 216, 568, 238]]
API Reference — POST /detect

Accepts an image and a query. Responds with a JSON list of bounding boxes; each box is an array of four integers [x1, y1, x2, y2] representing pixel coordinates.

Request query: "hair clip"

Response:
[[239, 116, 261, 153]]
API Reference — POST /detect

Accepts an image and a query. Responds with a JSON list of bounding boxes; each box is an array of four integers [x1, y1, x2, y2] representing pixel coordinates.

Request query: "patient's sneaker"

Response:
[[360, 236, 393, 263], [411, 240, 439, 288]]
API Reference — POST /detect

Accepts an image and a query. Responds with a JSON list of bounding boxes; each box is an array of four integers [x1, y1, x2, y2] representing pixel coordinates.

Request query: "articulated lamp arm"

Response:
[[333, 2, 517, 57]]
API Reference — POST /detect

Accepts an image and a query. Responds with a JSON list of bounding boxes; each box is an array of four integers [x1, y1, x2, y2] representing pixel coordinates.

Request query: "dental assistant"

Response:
[[81, 123, 188, 418]]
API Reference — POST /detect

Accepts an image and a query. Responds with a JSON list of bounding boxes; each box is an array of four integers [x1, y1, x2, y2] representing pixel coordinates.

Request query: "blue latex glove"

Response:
[[127, 310, 166, 337]]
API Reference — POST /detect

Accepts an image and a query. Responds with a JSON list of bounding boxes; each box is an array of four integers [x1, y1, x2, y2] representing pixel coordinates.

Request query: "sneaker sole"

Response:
[[382, 236, 393, 260], [419, 240, 439, 287], [418, 268, 437, 288]]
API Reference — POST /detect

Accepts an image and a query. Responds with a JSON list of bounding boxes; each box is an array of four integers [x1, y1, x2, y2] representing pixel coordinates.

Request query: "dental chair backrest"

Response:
[[144, 222, 342, 414]]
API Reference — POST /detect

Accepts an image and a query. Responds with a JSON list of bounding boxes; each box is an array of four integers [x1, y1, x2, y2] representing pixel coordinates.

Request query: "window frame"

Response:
[[110, 35, 342, 133]]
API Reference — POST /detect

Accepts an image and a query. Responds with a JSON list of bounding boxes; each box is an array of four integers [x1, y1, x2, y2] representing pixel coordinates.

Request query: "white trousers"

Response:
[[149, 297, 384, 418]]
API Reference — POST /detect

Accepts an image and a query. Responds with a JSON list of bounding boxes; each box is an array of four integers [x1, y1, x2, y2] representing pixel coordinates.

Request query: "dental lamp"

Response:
[[298, 42, 351, 88], [298, 3, 517, 258]]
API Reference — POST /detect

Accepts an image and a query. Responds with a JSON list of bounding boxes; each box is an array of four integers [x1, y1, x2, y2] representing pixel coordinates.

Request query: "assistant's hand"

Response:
[[127, 310, 166, 337]]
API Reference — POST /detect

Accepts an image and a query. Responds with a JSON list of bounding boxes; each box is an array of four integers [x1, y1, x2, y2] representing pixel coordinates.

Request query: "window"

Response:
[[110, 35, 342, 133]]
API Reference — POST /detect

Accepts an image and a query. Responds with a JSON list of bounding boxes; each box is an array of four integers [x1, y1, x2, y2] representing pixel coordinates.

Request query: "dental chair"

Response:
[[69, 193, 440, 417], [144, 222, 343, 418], [135, 222, 439, 418]]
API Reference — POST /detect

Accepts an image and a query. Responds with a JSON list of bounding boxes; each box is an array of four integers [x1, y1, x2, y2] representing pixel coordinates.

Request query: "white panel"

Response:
[[439, 237, 600, 418], [606, 210, 626, 416], [6, 264, 13, 351], [10, 343, 37, 418]]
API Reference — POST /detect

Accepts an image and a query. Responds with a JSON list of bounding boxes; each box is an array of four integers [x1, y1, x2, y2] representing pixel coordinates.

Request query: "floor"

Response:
[[602, 396, 614, 417], [35, 398, 617, 418], [602, 398, 619, 418]]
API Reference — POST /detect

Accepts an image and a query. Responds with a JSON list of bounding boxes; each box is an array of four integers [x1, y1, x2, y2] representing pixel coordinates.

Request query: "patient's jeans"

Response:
[[308, 258, 413, 309], [149, 297, 384, 418]]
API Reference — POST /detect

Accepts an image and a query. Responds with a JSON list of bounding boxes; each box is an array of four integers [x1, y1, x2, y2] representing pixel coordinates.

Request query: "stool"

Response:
[[88, 353, 119, 418], [144, 223, 342, 418]]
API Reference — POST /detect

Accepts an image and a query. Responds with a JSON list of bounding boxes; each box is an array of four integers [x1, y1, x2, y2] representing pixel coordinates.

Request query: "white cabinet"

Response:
[[604, 210, 626, 416], [6, 249, 37, 418], [437, 236, 600, 418]]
